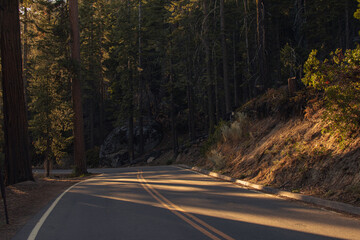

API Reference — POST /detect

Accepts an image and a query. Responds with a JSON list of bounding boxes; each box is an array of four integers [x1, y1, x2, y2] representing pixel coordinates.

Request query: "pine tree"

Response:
[[69, 0, 87, 175]]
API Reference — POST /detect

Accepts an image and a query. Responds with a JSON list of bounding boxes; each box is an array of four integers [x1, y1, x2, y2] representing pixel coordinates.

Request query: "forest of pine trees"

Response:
[[0, 0, 359, 183]]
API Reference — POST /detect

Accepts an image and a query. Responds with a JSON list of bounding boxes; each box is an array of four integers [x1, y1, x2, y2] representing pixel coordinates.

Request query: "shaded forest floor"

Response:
[[0, 174, 95, 240]]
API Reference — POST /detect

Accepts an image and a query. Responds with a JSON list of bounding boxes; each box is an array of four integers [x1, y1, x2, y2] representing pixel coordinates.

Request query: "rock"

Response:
[[100, 119, 163, 167], [147, 157, 155, 163], [175, 153, 182, 163]]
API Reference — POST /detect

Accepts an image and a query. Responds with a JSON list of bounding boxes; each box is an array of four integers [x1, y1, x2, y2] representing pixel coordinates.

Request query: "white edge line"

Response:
[[27, 176, 100, 240]]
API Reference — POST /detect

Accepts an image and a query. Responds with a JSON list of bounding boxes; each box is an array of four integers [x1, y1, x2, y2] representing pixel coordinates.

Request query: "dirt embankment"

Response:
[[175, 110, 360, 207]]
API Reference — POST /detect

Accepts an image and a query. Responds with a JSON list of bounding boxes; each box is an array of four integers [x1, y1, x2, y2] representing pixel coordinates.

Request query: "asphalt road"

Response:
[[14, 166, 360, 240]]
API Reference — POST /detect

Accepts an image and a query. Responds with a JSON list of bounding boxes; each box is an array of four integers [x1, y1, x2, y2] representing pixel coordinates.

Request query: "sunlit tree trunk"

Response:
[[69, 0, 87, 175], [0, 0, 33, 184]]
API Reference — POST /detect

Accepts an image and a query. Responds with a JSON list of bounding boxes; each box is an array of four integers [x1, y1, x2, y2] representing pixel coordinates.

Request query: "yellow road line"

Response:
[[137, 172, 221, 240], [138, 171, 235, 240]]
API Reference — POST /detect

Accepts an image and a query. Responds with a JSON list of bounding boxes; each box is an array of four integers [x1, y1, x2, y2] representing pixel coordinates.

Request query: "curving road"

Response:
[[14, 166, 360, 240]]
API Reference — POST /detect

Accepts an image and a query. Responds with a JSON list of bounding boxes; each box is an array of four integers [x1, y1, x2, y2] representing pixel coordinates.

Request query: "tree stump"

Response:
[[288, 77, 297, 96]]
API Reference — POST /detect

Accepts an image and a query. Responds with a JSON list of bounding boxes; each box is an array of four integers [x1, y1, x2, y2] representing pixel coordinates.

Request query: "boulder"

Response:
[[100, 119, 162, 167], [147, 157, 155, 163]]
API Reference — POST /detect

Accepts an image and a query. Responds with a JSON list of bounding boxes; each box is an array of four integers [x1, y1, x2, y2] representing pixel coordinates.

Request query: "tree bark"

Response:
[[256, 0, 267, 94], [44, 135, 51, 177], [345, 0, 349, 49], [69, 0, 87, 175], [213, 47, 220, 123], [23, 7, 28, 102], [138, 0, 144, 155], [186, 40, 195, 141], [0, 0, 33, 185], [220, 0, 231, 114], [202, 0, 215, 134], [243, 0, 251, 99], [128, 114, 134, 163], [233, 31, 238, 108]]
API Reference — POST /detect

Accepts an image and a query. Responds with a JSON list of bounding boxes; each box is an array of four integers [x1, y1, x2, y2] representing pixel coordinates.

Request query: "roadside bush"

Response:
[[207, 149, 226, 170], [221, 112, 250, 143], [302, 47, 360, 137], [200, 121, 226, 155]]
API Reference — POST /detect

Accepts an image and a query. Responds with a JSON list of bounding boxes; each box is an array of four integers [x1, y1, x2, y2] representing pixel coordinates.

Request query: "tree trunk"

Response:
[[345, 0, 349, 49], [69, 0, 87, 175], [170, 89, 178, 156], [169, 40, 178, 155], [213, 47, 220, 123], [256, 0, 267, 94], [89, 101, 94, 149], [127, 58, 135, 163], [186, 41, 195, 141], [128, 114, 134, 163], [233, 31, 238, 108], [220, 0, 231, 114], [138, 0, 144, 155], [243, 0, 251, 99], [44, 135, 51, 177], [202, 0, 215, 134], [0, 0, 33, 185], [23, 7, 28, 102]]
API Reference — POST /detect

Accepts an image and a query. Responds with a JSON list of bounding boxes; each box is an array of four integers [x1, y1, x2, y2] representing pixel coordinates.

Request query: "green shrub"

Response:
[[200, 121, 226, 155], [221, 112, 250, 143], [302, 47, 360, 137]]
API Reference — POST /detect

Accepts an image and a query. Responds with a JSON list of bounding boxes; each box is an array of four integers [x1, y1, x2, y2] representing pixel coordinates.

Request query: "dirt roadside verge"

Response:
[[0, 174, 96, 240]]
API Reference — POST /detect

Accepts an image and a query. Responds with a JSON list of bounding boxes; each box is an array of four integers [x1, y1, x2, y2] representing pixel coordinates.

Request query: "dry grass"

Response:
[[179, 108, 360, 206]]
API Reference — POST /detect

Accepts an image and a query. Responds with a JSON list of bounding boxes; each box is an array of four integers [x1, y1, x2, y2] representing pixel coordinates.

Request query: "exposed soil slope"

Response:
[[176, 109, 360, 207]]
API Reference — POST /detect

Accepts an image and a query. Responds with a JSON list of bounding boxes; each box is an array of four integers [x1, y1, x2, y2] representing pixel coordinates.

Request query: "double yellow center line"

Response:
[[137, 171, 235, 240]]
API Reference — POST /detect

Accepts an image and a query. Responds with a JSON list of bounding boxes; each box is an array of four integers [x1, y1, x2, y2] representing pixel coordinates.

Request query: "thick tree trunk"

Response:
[[69, 0, 87, 175], [23, 7, 28, 102], [220, 0, 231, 114], [0, 0, 33, 185]]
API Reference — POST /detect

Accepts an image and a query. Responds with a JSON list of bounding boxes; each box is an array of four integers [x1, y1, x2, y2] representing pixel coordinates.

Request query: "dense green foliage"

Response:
[[302, 48, 360, 136]]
